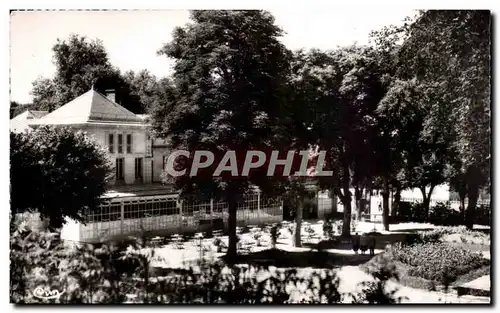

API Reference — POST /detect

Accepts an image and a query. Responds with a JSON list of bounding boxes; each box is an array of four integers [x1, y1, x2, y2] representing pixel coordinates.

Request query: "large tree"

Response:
[[376, 79, 451, 218], [30, 34, 150, 114], [10, 101, 38, 119], [368, 24, 409, 229], [10, 101, 20, 119], [123, 69, 163, 113], [301, 46, 385, 236], [30, 77, 58, 112], [150, 10, 292, 262], [398, 10, 491, 228], [10, 126, 112, 228]]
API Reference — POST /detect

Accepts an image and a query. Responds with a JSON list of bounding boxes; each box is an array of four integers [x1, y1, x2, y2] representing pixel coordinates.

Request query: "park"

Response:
[[9, 9, 491, 304]]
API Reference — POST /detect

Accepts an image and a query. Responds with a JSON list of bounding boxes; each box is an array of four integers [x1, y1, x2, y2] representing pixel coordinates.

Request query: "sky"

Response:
[[9, 9, 417, 104]]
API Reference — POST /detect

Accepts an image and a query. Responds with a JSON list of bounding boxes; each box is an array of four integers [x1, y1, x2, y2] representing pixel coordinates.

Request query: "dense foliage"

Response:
[[396, 10, 491, 227], [150, 10, 294, 261], [11, 227, 403, 304], [19, 10, 492, 236], [414, 226, 490, 245], [10, 126, 111, 228], [29, 34, 162, 114], [398, 201, 491, 226]]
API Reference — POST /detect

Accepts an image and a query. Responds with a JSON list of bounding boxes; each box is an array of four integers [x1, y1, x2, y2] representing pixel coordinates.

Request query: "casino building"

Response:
[[10, 88, 296, 242]]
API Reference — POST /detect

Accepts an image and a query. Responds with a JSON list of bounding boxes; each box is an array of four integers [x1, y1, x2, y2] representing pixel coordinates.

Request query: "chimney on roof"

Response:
[[104, 89, 116, 103]]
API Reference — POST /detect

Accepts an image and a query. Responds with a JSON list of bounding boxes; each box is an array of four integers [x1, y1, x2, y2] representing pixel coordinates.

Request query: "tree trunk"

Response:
[[341, 196, 351, 237], [419, 185, 435, 219], [366, 188, 372, 219], [391, 188, 401, 218], [226, 194, 238, 264], [459, 192, 467, 224], [294, 199, 303, 247], [460, 195, 465, 224], [341, 164, 351, 237], [422, 196, 430, 219], [465, 185, 479, 230], [330, 188, 338, 214], [355, 187, 362, 222], [382, 180, 390, 231]]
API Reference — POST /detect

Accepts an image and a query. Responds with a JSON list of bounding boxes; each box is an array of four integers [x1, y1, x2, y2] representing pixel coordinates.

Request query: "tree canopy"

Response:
[[150, 10, 294, 260], [382, 10, 491, 228], [30, 34, 157, 114], [14, 9, 491, 234], [10, 126, 112, 228]]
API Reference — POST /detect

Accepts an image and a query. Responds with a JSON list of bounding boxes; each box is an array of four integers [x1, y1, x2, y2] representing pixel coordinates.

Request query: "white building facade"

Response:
[[10, 89, 285, 243], [28, 89, 154, 186]]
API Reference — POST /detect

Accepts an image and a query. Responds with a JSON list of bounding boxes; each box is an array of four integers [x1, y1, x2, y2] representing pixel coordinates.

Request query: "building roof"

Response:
[[10, 110, 49, 132], [29, 110, 50, 118], [30, 89, 144, 126]]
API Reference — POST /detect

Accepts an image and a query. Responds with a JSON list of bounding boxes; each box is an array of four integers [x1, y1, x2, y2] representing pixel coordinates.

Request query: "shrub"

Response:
[[10, 127, 112, 228], [410, 203, 428, 223], [10, 226, 127, 303], [397, 202, 413, 222], [474, 204, 491, 226], [11, 227, 403, 304], [396, 202, 429, 223], [399, 200, 491, 227], [410, 228, 450, 245], [322, 220, 342, 240], [353, 255, 407, 304], [428, 202, 462, 226], [389, 242, 489, 283], [413, 226, 490, 245]]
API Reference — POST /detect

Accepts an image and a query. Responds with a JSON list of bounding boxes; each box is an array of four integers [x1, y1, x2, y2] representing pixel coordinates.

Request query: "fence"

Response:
[[79, 192, 283, 242], [317, 194, 491, 223], [400, 197, 491, 210]]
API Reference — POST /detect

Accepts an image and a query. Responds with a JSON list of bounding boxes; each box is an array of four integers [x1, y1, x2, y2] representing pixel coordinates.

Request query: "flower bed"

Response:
[[389, 242, 489, 283], [413, 226, 490, 245]]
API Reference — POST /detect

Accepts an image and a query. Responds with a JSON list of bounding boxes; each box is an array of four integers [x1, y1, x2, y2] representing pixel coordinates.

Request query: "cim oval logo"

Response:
[[33, 286, 65, 300]]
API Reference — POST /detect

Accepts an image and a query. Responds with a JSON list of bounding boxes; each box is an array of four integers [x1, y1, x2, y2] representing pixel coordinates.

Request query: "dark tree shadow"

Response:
[[221, 248, 376, 269], [306, 233, 411, 251], [389, 227, 436, 233], [472, 227, 490, 235]]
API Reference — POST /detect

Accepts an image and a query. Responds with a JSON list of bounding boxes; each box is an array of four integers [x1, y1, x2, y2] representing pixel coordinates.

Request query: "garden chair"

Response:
[[151, 236, 163, 247], [171, 234, 184, 250]]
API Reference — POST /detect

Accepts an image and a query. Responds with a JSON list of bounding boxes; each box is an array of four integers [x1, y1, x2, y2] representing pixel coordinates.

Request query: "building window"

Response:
[[116, 158, 124, 181], [108, 134, 114, 153], [135, 158, 143, 180], [126, 134, 132, 153], [118, 134, 123, 153]]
